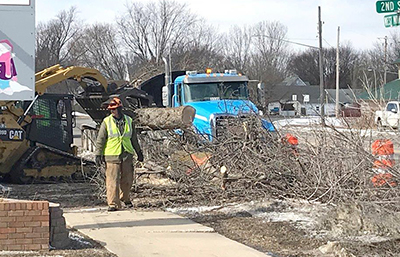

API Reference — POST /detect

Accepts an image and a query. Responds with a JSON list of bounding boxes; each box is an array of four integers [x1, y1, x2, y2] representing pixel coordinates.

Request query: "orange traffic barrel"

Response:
[[373, 159, 395, 169], [372, 139, 394, 156], [371, 139, 396, 187], [371, 173, 397, 187]]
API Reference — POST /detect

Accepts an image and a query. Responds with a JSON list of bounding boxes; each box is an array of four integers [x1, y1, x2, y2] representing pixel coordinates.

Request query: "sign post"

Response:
[[0, 0, 35, 100]]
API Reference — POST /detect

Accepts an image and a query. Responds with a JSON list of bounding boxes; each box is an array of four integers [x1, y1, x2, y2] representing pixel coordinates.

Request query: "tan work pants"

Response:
[[105, 157, 133, 208]]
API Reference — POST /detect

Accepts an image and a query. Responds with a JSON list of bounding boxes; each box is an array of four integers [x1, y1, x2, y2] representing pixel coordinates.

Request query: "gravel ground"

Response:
[[2, 181, 400, 257]]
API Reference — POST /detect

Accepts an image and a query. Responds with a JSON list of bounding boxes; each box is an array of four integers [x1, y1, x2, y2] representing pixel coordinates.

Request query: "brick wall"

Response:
[[0, 199, 49, 251]]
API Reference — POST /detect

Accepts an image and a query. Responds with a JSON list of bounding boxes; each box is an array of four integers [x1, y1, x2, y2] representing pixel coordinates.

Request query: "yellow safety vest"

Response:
[[103, 114, 134, 156]]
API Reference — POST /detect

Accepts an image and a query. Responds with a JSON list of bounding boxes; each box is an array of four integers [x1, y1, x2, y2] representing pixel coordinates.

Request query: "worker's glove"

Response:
[[95, 155, 105, 166], [137, 152, 144, 162]]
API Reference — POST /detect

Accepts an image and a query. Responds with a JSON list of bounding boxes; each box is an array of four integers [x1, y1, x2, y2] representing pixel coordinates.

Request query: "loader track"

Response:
[[10, 144, 95, 184]]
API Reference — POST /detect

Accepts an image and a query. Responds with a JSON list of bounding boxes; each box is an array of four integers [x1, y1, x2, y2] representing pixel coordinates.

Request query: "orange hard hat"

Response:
[[107, 97, 122, 110]]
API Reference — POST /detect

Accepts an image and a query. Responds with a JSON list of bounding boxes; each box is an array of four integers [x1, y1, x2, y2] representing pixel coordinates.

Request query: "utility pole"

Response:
[[318, 6, 325, 123], [383, 35, 388, 103], [335, 26, 340, 118]]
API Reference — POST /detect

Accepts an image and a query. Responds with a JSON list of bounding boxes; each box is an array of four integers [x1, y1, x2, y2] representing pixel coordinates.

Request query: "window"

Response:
[[183, 82, 248, 103], [387, 103, 398, 112]]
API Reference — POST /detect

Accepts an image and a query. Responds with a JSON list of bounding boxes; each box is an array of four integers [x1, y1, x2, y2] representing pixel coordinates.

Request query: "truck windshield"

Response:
[[183, 82, 248, 103]]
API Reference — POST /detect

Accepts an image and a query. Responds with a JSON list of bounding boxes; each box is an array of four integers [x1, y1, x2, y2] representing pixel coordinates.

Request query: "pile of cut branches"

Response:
[[138, 117, 400, 209]]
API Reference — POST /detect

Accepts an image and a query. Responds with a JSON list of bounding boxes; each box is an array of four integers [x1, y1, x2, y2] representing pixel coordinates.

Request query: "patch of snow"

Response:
[[273, 117, 349, 129], [343, 235, 392, 243], [166, 205, 223, 215], [272, 116, 400, 140], [254, 210, 314, 223], [64, 207, 105, 213], [168, 199, 330, 233], [0, 251, 35, 255], [0, 252, 63, 257], [69, 232, 93, 247]]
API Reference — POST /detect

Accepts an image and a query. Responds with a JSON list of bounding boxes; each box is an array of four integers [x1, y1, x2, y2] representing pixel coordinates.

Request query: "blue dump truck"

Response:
[[139, 68, 274, 141]]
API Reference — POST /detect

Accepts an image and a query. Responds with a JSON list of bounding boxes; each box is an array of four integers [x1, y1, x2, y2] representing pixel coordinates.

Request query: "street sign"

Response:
[[376, 0, 400, 13], [384, 13, 400, 27]]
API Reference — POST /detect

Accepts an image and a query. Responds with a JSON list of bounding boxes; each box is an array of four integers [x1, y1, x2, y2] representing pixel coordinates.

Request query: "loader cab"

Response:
[[20, 94, 74, 152]]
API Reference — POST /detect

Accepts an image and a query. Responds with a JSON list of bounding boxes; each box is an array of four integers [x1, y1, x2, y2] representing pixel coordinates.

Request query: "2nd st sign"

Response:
[[376, 0, 400, 13]]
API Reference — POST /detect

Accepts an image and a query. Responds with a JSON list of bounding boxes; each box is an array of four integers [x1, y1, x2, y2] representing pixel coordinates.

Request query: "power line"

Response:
[[252, 34, 319, 49], [323, 38, 333, 48]]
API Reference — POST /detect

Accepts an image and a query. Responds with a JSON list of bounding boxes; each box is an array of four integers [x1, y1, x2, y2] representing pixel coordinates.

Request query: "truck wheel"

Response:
[[377, 120, 383, 132]]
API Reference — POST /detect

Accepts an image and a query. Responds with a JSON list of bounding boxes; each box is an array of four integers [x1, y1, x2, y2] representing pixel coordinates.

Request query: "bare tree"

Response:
[[172, 20, 224, 71], [288, 44, 360, 89], [323, 45, 360, 89], [72, 23, 127, 80], [251, 21, 289, 72], [222, 25, 253, 73], [357, 49, 386, 98], [35, 7, 82, 71], [246, 21, 290, 101], [288, 49, 319, 85], [117, 0, 197, 68]]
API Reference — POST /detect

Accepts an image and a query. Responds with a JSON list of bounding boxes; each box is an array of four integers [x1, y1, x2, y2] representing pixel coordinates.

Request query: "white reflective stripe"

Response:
[[105, 115, 119, 137], [123, 115, 132, 137], [195, 114, 208, 122], [105, 116, 118, 137]]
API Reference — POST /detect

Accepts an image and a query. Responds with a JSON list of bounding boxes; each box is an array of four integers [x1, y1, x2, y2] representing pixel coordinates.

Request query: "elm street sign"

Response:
[[384, 13, 400, 27], [376, 0, 400, 13]]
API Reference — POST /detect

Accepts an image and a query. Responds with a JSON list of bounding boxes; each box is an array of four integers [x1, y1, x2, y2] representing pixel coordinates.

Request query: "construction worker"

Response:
[[95, 97, 144, 212]]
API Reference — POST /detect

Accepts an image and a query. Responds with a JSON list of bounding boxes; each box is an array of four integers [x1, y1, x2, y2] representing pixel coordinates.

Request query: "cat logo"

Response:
[[9, 130, 23, 140]]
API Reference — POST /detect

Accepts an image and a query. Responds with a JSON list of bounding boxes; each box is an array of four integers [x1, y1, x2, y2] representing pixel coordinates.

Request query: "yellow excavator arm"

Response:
[[35, 64, 108, 94]]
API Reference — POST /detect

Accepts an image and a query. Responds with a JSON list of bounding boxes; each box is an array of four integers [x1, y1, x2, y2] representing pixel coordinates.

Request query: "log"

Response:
[[135, 105, 195, 130]]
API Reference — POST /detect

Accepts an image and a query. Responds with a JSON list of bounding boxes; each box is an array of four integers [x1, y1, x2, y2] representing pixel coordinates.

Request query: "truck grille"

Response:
[[214, 115, 257, 140]]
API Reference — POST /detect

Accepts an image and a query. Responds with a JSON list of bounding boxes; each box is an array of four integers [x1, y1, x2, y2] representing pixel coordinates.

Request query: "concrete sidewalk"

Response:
[[64, 208, 270, 257]]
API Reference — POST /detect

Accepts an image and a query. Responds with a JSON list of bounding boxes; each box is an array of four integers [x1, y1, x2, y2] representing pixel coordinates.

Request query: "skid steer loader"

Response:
[[0, 65, 109, 183]]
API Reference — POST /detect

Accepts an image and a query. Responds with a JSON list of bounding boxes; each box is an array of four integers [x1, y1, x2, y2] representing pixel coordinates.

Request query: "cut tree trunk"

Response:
[[135, 105, 195, 130]]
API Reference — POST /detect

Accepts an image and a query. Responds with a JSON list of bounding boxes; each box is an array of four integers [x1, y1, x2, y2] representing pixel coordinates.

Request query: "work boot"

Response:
[[107, 206, 117, 212], [124, 201, 133, 208]]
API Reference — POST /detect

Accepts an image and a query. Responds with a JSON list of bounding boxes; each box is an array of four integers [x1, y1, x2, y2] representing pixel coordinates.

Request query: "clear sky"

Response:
[[35, 0, 394, 51]]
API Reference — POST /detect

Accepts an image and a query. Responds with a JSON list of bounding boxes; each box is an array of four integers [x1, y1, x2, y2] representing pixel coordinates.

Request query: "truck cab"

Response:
[[375, 101, 400, 129], [163, 69, 273, 141]]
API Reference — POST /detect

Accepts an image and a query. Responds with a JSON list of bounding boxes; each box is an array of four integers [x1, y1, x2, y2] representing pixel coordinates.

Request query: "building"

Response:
[[267, 75, 360, 116]]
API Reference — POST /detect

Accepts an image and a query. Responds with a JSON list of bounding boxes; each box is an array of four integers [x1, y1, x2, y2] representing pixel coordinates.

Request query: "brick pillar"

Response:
[[49, 203, 70, 248], [0, 199, 49, 251]]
